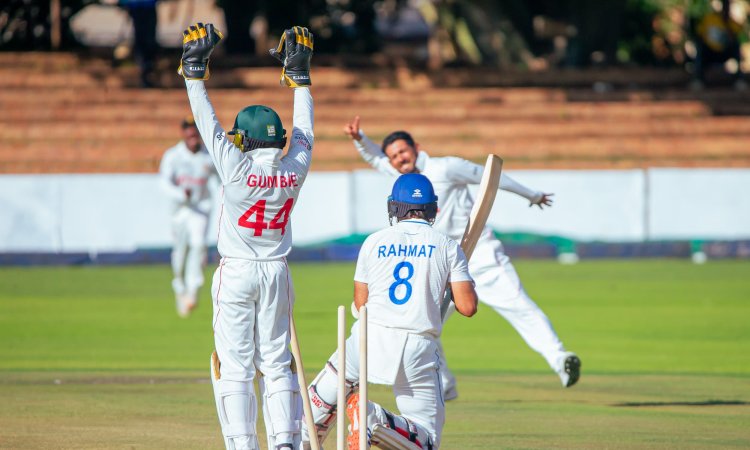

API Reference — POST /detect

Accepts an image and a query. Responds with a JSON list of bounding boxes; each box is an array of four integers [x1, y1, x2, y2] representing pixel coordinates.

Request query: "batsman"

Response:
[[304, 173, 479, 449], [179, 23, 315, 449], [344, 117, 581, 393]]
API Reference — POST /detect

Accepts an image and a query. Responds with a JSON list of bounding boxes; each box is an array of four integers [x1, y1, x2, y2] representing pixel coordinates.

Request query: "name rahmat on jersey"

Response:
[[377, 244, 437, 258]]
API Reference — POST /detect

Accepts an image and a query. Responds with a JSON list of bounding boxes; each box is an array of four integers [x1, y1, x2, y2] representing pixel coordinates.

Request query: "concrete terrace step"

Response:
[[4, 117, 750, 141], [2, 136, 748, 173], [3, 83, 750, 104], [0, 96, 723, 122]]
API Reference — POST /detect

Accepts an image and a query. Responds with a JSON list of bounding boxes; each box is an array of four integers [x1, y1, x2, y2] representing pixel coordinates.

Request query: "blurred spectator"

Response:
[[692, 0, 747, 90], [216, 0, 256, 54], [121, 0, 159, 87]]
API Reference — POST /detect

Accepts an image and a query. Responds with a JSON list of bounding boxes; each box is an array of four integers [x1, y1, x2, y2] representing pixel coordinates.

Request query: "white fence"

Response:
[[1, 169, 749, 253]]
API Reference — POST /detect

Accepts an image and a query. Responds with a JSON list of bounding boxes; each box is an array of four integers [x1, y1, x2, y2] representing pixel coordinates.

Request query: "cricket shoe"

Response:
[[346, 392, 369, 449], [185, 292, 198, 313], [175, 294, 190, 318], [558, 352, 581, 388]]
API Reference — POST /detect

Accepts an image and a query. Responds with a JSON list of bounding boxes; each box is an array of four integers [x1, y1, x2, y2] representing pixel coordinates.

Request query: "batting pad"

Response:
[[371, 425, 423, 450]]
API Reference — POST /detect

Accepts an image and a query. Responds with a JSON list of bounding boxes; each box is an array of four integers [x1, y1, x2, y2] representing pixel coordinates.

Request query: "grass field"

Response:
[[1, 260, 749, 449]]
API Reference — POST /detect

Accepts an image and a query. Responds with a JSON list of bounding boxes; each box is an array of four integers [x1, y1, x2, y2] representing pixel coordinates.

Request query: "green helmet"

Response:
[[229, 105, 287, 152]]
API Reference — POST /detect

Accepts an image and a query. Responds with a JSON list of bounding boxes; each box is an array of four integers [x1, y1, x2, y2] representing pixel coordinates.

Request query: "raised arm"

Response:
[[344, 116, 400, 176], [444, 156, 553, 209], [180, 23, 243, 184], [285, 88, 314, 173], [185, 80, 244, 183]]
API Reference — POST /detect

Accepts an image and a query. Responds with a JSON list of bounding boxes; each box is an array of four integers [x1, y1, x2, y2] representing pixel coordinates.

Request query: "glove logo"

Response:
[[216, 132, 224, 141]]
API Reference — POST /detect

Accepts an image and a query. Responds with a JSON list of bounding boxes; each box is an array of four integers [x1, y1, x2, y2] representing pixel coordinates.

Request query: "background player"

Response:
[[180, 23, 314, 449], [159, 116, 219, 317], [344, 116, 581, 394], [303, 173, 478, 449]]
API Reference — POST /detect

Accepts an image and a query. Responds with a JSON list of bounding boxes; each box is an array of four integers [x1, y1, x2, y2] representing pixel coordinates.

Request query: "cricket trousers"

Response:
[[319, 323, 444, 448], [211, 257, 298, 449], [171, 206, 209, 296], [441, 228, 567, 391]]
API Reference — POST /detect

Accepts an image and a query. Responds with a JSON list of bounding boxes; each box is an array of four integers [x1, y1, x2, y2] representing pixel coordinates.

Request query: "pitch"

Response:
[[1, 260, 748, 449]]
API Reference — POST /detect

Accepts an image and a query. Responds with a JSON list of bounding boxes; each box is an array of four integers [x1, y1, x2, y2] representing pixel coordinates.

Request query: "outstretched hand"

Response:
[[178, 22, 223, 80], [269, 26, 314, 87], [343, 116, 362, 141], [530, 193, 554, 209]]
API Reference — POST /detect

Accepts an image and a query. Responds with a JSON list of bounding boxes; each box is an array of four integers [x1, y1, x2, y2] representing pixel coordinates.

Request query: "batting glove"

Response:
[[178, 22, 223, 80], [269, 26, 314, 87]]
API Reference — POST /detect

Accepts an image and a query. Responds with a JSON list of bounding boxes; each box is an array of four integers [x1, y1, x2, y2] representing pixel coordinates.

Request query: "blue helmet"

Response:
[[387, 173, 438, 223]]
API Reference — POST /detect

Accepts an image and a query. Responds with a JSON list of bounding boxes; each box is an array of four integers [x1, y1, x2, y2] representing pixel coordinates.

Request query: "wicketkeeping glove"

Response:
[[269, 26, 314, 87], [178, 22, 223, 80]]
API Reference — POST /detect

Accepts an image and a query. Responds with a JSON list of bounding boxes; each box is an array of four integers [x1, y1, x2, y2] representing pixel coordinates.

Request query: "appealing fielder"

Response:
[[344, 116, 581, 392], [159, 116, 219, 317], [180, 23, 315, 450], [304, 174, 478, 449]]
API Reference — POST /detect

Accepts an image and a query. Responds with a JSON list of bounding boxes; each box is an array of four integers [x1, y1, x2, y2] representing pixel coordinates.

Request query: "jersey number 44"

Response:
[[238, 198, 294, 236]]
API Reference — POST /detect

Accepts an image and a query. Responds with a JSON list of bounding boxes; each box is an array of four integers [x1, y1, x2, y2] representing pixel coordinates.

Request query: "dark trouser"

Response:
[[128, 6, 158, 86]]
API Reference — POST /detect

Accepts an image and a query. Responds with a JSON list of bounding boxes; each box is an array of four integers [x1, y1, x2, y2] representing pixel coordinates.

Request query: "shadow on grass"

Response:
[[613, 400, 749, 407]]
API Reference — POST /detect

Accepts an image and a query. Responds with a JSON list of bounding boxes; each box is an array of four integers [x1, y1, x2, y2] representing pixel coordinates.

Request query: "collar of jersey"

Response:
[[399, 219, 430, 226], [250, 147, 283, 165]]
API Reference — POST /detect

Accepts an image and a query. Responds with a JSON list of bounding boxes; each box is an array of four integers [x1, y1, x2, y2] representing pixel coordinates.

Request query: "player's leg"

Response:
[[434, 338, 458, 401], [470, 232, 580, 386], [253, 260, 302, 449], [345, 394, 428, 450], [383, 335, 441, 449], [302, 341, 360, 446], [183, 210, 209, 312], [171, 209, 189, 316], [210, 259, 261, 450]]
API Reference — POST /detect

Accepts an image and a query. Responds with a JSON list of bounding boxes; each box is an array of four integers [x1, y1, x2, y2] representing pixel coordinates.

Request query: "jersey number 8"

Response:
[[389, 261, 414, 305]]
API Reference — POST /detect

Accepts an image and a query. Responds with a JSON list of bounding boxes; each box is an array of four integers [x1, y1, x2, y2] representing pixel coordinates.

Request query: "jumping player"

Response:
[[159, 116, 219, 317], [344, 116, 581, 393], [303, 173, 478, 449], [180, 23, 314, 449]]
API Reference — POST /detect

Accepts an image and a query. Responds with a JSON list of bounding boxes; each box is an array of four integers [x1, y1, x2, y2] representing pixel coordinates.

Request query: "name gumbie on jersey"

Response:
[[354, 220, 472, 338], [354, 133, 542, 242], [186, 80, 313, 260], [159, 141, 218, 215]]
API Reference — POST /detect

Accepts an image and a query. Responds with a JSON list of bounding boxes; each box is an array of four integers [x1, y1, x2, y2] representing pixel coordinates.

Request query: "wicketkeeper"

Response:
[[179, 22, 315, 450]]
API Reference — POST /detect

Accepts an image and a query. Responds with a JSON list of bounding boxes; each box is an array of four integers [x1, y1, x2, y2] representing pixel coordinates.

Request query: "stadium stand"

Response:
[[1, 52, 750, 174]]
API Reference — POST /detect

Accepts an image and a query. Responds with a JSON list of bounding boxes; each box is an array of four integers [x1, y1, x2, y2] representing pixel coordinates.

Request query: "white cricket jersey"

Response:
[[159, 141, 218, 214], [354, 219, 472, 338], [354, 133, 543, 241], [185, 80, 314, 260]]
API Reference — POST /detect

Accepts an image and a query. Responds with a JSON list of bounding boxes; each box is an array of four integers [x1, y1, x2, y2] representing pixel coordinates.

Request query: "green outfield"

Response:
[[1, 260, 748, 449]]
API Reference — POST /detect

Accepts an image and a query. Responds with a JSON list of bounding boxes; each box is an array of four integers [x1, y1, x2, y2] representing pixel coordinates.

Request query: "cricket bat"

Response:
[[440, 154, 504, 319], [289, 315, 321, 450]]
